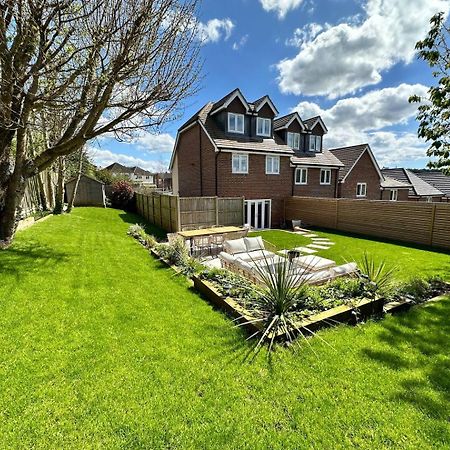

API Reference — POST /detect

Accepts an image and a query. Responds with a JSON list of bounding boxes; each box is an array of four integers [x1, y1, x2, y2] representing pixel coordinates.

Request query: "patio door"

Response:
[[244, 199, 271, 230]]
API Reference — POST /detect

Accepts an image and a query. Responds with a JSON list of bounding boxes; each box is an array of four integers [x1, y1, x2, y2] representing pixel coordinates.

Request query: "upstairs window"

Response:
[[228, 113, 245, 134], [232, 153, 248, 174], [265, 155, 280, 174], [320, 169, 331, 185], [287, 132, 300, 150], [257, 118, 271, 137], [356, 182, 367, 197], [295, 168, 308, 185], [389, 189, 398, 201], [309, 135, 322, 152]]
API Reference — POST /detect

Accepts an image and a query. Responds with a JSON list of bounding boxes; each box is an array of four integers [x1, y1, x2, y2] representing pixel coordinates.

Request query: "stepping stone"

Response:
[[312, 240, 335, 245], [278, 249, 289, 255], [307, 244, 331, 250], [294, 230, 308, 235], [312, 238, 332, 242], [293, 246, 317, 254], [303, 233, 318, 237]]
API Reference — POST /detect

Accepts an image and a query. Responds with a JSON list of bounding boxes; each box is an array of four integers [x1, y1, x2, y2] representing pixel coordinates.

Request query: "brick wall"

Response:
[[338, 151, 381, 199], [293, 168, 338, 198], [381, 189, 410, 201], [216, 152, 293, 227]]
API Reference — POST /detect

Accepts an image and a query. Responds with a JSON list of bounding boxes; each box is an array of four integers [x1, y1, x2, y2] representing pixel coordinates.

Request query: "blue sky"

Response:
[[90, 0, 450, 172]]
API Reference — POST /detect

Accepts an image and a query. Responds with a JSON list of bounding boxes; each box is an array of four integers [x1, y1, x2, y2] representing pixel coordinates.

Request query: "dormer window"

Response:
[[257, 117, 271, 137], [228, 113, 244, 134], [287, 132, 300, 150], [309, 135, 322, 152]]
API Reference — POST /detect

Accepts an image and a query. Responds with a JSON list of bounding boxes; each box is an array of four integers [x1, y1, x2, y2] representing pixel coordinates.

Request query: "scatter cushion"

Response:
[[223, 238, 247, 255], [238, 250, 274, 262], [244, 236, 265, 252]]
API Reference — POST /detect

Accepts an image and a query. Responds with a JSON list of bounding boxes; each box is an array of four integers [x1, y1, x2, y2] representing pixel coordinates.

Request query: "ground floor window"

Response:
[[389, 189, 398, 201], [356, 182, 367, 197], [244, 199, 271, 230]]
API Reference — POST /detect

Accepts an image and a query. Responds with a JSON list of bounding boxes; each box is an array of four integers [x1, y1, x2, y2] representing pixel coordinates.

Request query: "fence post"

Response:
[[335, 199, 339, 229], [176, 195, 181, 231], [429, 203, 437, 246], [215, 197, 219, 226]]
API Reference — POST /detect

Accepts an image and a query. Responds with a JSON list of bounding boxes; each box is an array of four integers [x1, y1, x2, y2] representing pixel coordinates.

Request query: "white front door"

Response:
[[244, 199, 271, 230]]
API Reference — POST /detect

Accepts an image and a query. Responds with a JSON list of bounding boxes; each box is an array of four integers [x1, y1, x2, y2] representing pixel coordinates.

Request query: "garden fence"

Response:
[[285, 196, 450, 250], [135, 192, 244, 232]]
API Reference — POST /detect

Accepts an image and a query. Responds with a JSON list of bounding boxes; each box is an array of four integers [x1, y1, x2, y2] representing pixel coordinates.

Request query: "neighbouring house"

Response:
[[65, 174, 106, 207], [381, 168, 445, 202], [104, 162, 155, 186], [410, 169, 450, 202], [155, 172, 173, 191], [170, 88, 343, 228], [329, 144, 411, 201]]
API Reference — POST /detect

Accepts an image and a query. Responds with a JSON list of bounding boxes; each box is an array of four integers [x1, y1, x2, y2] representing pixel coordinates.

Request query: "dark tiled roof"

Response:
[[210, 88, 241, 113], [411, 169, 450, 197], [329, 144, 369, 181], [132, 166, 153, 176], [381, 168, 443, 197], [273, 113, 296, 130], [303, 116, 320, 129], [251, 96, 266, 110], [104, 162, 133, 174], [291, 150, 344, 167], [199, 103, 294, 155]]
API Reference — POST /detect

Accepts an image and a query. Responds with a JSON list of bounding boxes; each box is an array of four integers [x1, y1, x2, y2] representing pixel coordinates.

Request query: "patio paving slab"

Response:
[[307, 244, 332, 250], [294, 247, 318, 254]]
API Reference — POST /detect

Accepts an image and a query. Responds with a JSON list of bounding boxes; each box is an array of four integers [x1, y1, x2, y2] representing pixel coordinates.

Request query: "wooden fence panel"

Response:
[[285, 196, 450, 250], [432, 203, 450, 248], [217, 197, 244, 226], [179, 196, 216, 229]]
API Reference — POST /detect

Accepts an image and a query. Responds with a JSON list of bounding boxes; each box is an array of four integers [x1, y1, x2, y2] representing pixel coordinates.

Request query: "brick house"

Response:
[[329, 144, 410, 201], [170, 88, 343, 228], [381, 168, 445, 202]]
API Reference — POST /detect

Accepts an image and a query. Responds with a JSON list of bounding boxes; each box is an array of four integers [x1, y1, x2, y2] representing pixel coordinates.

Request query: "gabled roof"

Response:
[[329, 144, 383, 182], [303, 116, 328, 133], [381, 168, 444, 197], [209, 88, 251, 115], [291, 150, 344, 168], [411, 169, 450, 197], [132, 166, 153, 176], [380, 177, 412, 189], [104, 162, 133, 174], [249, 95, 279, 115], [273, 112, 305, 131]]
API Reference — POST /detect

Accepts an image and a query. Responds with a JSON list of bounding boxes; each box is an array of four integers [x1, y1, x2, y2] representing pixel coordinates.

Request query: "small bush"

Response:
[[127, 224, 157, 248], [358, 251, 397, 297], [110, 180, 134, 210]]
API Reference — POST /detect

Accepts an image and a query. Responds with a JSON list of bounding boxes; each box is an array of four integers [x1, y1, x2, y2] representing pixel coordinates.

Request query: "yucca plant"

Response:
[[357, 251, 397, 297], [239, 255, 318, 355]]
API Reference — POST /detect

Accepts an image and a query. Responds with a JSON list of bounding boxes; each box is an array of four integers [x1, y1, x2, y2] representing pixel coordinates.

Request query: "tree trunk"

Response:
[[66, 148, 84, 213], [53, 156, 65, 214], [47, 169, 55, 210]]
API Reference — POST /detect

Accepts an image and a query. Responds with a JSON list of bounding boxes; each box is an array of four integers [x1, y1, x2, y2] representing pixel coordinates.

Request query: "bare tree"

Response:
[[66, 147, 85, 213], [0, 0, 201, 246]]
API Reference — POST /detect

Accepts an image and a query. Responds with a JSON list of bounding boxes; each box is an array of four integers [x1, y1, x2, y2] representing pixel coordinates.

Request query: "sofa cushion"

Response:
[[223, 238, 247, 255], [244, 236, 265, 253], [235, 258, 253, 271], [294, 255, 336, 271], [219, 252, 236, 264], [238, 250, 274, 262]]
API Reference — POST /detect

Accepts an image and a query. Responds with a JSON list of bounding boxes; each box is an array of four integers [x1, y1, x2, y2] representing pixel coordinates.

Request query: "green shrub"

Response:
[[358, 251, 397, 297], [110, 180, 135, 210]]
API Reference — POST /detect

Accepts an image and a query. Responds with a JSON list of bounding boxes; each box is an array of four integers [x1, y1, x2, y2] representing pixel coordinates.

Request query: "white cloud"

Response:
[[134, 132, 175, 154], [259, 0, 304, 19], [89, 148, 169, 172], [277, 0, 450, 98], [232, 34, 249, 51], [197, 18, 234, 43], [285, 23, 324, 47], [291, 83, 429, 166]]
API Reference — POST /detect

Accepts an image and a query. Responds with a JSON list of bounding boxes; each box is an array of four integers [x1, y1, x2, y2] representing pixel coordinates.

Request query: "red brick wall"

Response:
[[338, 151, 381, 199], [216, 152, 293, 227], [176, 125, 202, 196], [293, 168, 338, 198]]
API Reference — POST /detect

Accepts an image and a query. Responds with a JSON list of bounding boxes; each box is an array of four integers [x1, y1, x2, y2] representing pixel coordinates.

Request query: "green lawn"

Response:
[[251, 229, 450, 282], [0, 208, 449, 449]]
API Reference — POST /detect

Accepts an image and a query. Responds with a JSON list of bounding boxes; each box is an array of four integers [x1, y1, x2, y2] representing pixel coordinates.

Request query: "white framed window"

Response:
[[295, 168, 308, 185], [228, 113, 244, 134], [232, 153, 248, 174], [309, 135, 322, 152], [287, 132, 300, 150], [389, 189, 398, 201], [257, 117, 271, 137], [265, 155, 280, 174], [356, 182, 367, 197], [320, 169, 331, 185]]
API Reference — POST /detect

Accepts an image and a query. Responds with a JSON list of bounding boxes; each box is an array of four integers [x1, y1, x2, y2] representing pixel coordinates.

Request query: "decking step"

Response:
[[307, 244, 331, 250]]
